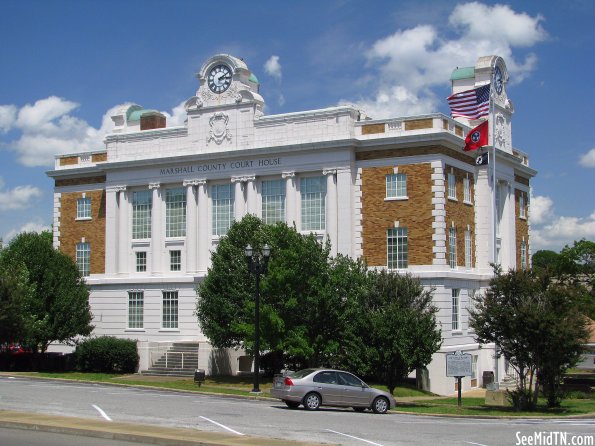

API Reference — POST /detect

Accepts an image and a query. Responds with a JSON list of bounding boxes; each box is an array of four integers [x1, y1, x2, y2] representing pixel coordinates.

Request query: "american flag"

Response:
[[447, 84, 491, 120]]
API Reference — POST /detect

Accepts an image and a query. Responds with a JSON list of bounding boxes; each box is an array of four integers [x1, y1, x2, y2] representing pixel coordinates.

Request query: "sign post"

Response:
[[446, 351, 473, 408]]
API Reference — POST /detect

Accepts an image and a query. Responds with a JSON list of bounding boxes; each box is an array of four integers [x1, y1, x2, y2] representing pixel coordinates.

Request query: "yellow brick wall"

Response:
[[515, 189, 530, 269], [444, 165, 475, 267], [59, 189, 106, 274], [361, 163, 434, 266]]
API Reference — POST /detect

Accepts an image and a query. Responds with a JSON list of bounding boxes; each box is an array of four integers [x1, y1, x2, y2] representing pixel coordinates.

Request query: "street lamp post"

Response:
[[244, 243, 270, 393]]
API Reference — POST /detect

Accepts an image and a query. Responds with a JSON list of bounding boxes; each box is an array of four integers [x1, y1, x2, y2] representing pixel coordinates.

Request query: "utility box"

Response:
[[194, 369, 206, 386], [482, 371, 494, 388]]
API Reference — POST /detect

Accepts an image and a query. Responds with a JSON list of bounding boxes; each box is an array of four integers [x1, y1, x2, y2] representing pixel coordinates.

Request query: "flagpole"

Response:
[[489, 63, 499, 389]]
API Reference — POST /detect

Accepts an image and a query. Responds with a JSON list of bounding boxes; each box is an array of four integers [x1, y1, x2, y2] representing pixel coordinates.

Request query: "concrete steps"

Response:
[[142, 343, 200, 377]]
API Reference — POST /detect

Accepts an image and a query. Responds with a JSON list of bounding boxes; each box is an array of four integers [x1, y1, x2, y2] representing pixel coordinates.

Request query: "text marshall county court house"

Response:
[[159, 157, 282, 176]]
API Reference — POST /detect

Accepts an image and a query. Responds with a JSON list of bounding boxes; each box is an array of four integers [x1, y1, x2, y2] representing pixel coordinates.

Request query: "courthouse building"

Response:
[[47, 54, 535, 395]]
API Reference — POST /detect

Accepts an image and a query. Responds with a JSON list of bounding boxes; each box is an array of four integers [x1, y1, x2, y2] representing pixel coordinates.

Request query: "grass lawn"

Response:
[[394, 395, 595, 417]]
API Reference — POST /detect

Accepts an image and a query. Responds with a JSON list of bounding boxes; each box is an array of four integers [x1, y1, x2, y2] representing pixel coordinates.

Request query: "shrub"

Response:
[[75, 337, 138, 373]]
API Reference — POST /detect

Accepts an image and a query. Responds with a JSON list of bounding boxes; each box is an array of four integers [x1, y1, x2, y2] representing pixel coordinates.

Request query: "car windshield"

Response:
[[289, 368, 317, 379]]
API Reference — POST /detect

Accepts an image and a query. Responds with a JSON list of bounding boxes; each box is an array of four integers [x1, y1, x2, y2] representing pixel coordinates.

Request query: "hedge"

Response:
[[75, 337, 139, 373]]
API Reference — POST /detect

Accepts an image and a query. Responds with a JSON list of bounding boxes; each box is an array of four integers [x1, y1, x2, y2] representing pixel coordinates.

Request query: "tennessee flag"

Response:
[[464, 120, 489, 151]]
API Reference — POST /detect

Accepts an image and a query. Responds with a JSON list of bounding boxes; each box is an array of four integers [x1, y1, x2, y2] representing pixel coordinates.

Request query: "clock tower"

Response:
[[184, 54, 265, 149]]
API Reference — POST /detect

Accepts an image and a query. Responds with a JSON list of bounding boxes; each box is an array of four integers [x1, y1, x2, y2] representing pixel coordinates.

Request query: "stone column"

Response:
[[183, 180, 199, 274], [117, 186, 129, 274], [282, 171, 296, 227], [324, 169, 338, 255], [149, 183, 162, 275], [196, 180, 209, 273], [336, 167, 353, 257], [245, 176, 257, 215], [105, 186, 119, 275], [232, 177, 245, 221]]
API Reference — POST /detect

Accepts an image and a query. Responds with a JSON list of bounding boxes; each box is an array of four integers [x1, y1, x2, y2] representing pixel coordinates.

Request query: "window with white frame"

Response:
[[128, 291, 144, 329], [300, 176, 326, 231], [76, 242, 90, 277], [170, 250, 181, 271], [386, 173, 407, 199], [162, 291, 178, 329], [447, 172, 457, 200], [449, 226, 457, 268], [519, 194, 526, 219], [387, 227, 408, 269], [521, 239, 527, 269], [132, 190, 152, 239], [212, 184, 234, 236], [76, 196, 91, 219], [136, 252, 147, 272], [261, 179, 285, 224], [463, 177, 472, 203], [452, 289, 460, 331], [471, 355, 478, 380], [464, 229, 472, 268], [166, 187, 186, 237]]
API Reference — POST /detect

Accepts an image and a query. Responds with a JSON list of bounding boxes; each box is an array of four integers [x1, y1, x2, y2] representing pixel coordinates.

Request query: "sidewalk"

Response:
[[0, 410, 333, 446]]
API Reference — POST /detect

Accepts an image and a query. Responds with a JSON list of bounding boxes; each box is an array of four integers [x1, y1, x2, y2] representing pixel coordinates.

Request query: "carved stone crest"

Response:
[[207, 112, 232, 145], [495, 113, 508, 151]]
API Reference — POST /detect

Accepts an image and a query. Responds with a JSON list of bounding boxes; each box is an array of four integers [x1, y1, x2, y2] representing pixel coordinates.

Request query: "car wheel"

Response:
[[284, 400, 300, 409], [303, 392, 321, 410], [372, 396, 389, 414], [353, 407, 366, 412]]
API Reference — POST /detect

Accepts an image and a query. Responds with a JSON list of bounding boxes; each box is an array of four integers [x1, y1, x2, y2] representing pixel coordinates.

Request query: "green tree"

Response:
[[0, 264, 34, 346], [340, 271, 441, 394], [531, 250, 560, 274], [0, 232, 94, 352], [470, 267, 589, 409]]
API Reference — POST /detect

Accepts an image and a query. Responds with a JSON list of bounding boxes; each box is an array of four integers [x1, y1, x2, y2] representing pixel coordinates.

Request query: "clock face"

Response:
[[494, 66, 503, 95], [207, 64, 232, 94]]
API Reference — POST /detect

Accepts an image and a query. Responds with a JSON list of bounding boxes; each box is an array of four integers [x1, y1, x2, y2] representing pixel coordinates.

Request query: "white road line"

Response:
[[465, 442, 489, 446], [199, 416, 244, 436], [326, 429, 385, 446], [92, 404, 112, 421]]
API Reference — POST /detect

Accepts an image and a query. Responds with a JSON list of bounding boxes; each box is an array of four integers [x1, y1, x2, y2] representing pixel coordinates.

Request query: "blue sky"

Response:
[[0, 0, 593, 252]]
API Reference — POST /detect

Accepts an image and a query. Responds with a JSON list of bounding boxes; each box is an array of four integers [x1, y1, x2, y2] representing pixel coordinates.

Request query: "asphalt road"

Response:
[[1, 376, 594, 446]]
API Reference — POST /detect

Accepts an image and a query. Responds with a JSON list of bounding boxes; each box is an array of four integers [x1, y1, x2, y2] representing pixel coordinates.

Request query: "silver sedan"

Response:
[[270, 368, 396, 414]]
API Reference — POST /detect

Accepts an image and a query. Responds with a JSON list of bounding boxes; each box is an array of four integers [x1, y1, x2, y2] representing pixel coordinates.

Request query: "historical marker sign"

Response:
[[446, 351, 473, 377]]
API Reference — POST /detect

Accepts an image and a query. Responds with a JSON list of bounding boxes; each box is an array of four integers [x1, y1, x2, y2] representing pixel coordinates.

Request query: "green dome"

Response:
[[128, 109, 160, 122], [450, 66, 475, 81], [248, 73, 259, 84]]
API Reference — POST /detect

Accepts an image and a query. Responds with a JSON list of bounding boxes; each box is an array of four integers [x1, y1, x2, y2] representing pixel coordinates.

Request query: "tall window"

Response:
[[519, 194, 526, 219], [128, 291, 144, 329], [452, 289, 460, 331], [521, 240, 527, 269], [301, 176, 326, 231], [132, 190, 152, 239], [464, 229, 472, 268], [449, 227, 457, 268], [463, 177, 471, 203], [447, 172, 457, 200], [170, 250, 181, 271], [387, 227, 408, 269], [166, 188, 186, 237], [162, 291, 178, 329], [136, 252, 147, 272], [76, 197, 91, 219], [471, 355, 478, 381], [386, 173, 407, 199], [261, 179, 285, 224], [212, 184, 234, 236], [76, 242, 90, 277]]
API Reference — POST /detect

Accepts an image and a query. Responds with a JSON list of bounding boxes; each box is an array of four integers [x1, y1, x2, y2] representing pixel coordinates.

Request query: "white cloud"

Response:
[[277, 94, 286, 107], [3, 220, 50, 244], [264, 55, 283, 82], [579, 148, 595, 168], [530, 194, 595, 251], [0, 105, 17, 133], [0, 177, 42, 211], [1, 98, 187, 167], [530, 195, 554, 225], [348, 2, 547, 119], [163, 101, 187, 127]]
